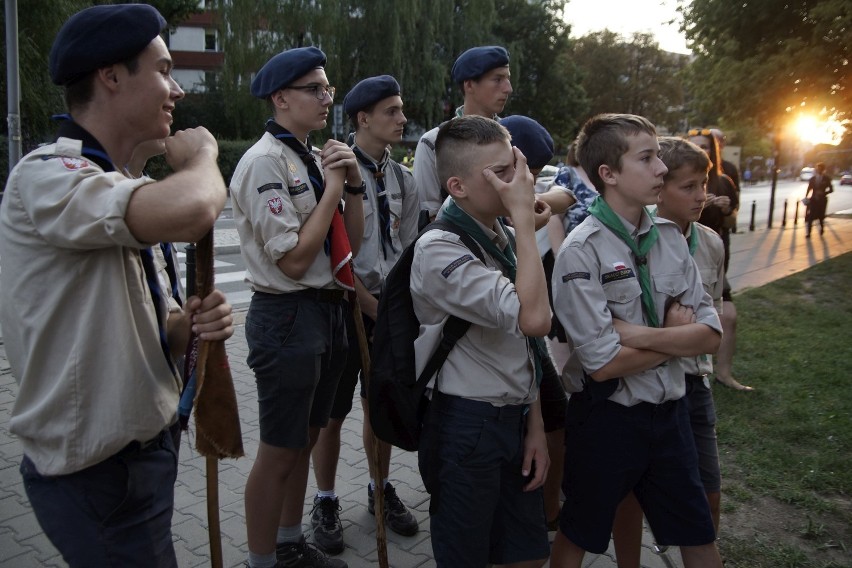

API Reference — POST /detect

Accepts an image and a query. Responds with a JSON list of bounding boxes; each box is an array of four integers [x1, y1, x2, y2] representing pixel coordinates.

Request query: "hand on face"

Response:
[[482, 147, 536, 226]]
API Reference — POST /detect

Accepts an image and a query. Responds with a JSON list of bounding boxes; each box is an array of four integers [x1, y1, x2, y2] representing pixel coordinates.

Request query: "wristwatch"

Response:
[[344, 180, 366, 195]]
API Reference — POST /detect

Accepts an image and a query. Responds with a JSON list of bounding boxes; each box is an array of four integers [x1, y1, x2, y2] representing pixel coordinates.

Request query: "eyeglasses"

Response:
[[687, 128, 712, 137], [287, 84, 336, 100]]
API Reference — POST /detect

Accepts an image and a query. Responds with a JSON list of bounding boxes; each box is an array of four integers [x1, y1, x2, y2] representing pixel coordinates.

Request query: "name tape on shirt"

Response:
[[441, 254, 474, 278], [601, 268, 636, 284], [257, 182, 283, 194], [561, 271, 591, 283], [288, 183, 310, 197]]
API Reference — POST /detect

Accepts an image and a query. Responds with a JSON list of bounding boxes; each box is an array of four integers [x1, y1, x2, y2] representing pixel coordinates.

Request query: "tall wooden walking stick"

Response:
[[191, 229, 244, 568], [347, 286, 389, 568]]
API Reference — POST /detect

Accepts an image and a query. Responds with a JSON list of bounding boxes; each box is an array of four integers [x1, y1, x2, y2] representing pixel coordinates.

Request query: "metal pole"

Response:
[[749, 201, 756, 232], [767, 134, 780, 229], [5, 0, 23, 203], [781, 199, 788, 228], [794, 200, 799, 226]]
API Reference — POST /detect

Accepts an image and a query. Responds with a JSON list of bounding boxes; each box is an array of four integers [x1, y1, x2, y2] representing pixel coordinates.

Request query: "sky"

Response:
[[562, 0, 690, 55]]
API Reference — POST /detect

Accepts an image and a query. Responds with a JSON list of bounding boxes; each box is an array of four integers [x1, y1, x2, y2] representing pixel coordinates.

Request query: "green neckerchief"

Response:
[[589, 196, 660, 327], [440, 199, 543, 386], [649, 207, 699, 256], [686, 222, 700, 256]]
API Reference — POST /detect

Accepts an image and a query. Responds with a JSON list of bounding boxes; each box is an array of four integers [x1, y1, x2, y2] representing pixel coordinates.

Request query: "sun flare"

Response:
[[792, 114, 846, 146]]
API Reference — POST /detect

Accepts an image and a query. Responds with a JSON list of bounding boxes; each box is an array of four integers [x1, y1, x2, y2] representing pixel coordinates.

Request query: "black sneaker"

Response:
[[310, 495, 345, 555], [276, 536, 348, 568], [368, 482, 419, 536]]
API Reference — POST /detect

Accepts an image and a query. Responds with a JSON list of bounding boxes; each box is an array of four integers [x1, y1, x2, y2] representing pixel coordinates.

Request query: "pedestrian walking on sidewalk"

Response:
[[805, 162, 834, 238]]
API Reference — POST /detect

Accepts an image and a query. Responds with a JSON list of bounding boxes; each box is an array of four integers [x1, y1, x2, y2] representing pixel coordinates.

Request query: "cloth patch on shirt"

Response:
[[257, 182, 282, 195], [601, 268, 635, 284], [441, 254, 474, 278], [562, 271, 591, 283], [612, 261, 628, 270], [288, 183, 310, 197], [267, 197, 284, 215], [58, 157, 90, 170]]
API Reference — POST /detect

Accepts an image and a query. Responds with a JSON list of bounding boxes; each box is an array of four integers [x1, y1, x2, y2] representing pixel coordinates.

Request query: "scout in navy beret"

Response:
[[499, 115, 554, 170], [250, 46, 327, 99], [343, 75, 402, 120], [451, 46, 510, 84], [49, 3, 166, 86]]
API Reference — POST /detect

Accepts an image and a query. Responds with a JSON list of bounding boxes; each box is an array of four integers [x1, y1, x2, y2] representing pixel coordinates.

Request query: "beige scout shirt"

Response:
[[352, 148, 419, 294], [552, 210, 721, 406], [682, 222, 725, 376], [0, 138, 179, 475], [413, 126, 442, 217], [230, 131, 339, 293], [411, 219, 539, 406]]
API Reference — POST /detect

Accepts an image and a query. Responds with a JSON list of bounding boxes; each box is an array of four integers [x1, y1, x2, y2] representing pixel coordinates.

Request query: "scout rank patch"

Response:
[[562, 271, 590, 283]]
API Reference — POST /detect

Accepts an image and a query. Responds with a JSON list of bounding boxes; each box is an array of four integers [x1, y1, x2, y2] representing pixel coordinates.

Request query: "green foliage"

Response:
[[681, 0, 852, 131], [571, 31, 689, 134], [710, 253, 852, 566]]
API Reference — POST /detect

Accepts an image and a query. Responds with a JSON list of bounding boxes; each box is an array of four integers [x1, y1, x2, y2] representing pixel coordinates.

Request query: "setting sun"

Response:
[[792, 114, 847, 146]]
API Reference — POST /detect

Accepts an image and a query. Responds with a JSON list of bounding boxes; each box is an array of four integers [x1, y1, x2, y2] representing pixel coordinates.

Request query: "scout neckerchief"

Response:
[[440, 199, 543, 386], [351, 141, 397, 259], [588, 196, 660, 327], [266, 120, 354, 290], [54, 117, 176, 373]]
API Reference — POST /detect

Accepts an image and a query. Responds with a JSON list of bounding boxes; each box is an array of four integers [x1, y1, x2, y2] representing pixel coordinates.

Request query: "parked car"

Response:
[[840, 173, 852, 186], [799, 166, 815, 181]]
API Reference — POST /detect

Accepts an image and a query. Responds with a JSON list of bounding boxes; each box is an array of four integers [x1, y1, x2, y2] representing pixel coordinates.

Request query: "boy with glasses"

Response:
[[231, 46, 364, 568]]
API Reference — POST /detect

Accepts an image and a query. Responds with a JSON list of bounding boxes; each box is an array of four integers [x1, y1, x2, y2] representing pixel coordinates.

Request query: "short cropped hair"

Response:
[[64, 53, 140, 112], [658, 137, 711, 182], [435, 115, 510, 188], [576, 113, 657, 193]]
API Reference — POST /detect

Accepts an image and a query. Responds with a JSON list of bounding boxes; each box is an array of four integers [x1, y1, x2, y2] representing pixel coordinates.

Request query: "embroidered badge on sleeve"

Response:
[[441, 254, 474, 278], [562, 271, 591, 283], [257, 182, 283, 194], [267, 197, 284, 215]]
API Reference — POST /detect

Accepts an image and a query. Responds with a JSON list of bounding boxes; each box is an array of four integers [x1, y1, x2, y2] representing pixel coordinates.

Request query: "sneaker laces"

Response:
[[300, 540, 336, 566], [314, 498, 341, 530], [383, 484, 407, 515]]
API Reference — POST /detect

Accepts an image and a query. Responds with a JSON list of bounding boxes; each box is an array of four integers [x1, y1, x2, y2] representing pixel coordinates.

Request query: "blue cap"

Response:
[[451, 46, 510, 83], [250, 46, 327, 99], [499, 115, 554, 170], [343, 75, 401, 119], [49, 4, 166, 86]]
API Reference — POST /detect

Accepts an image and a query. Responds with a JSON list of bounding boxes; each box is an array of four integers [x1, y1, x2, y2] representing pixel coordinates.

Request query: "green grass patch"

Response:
[[713, 252, 852, 567]]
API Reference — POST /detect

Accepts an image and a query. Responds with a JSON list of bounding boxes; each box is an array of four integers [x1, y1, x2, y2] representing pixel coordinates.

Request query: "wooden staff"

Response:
[[347, 285, 389, 568], [191, 228, 244, 568]]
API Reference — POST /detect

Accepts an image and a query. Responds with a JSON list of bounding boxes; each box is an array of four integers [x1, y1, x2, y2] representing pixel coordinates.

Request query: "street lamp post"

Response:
[[767, 132, 781, 229]]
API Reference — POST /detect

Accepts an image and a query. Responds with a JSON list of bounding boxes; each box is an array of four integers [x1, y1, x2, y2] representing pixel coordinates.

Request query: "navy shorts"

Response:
[[559, 390, 716, 553], [418, 393, 550, 566], [329, 304, 373, 420], [246, 290, 348, 449], [539, 350, 568, 433], [21, 429, 178, 568], [685, 374, 721, 493]]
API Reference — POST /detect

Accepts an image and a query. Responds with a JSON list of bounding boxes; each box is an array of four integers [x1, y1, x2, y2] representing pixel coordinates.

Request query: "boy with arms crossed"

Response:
[[550, 114, 723, 568], [413, 116, 552, 567], [612, 137, 726, 567]]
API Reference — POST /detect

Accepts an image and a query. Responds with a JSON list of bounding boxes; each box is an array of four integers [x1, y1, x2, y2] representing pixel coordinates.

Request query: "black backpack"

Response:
[[368, 219, 485, 451]]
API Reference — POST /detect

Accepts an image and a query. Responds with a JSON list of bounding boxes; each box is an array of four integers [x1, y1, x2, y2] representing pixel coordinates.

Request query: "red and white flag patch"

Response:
[[60, 157, 90, 171]]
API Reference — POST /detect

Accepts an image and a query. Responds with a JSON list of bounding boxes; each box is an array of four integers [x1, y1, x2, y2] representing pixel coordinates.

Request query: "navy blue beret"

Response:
[[499, 116, 554, 170], [251, 46, 327, 99], [451, 46, 510, 83], [343, 75, 401, 118], [49, 4, 166, 86]]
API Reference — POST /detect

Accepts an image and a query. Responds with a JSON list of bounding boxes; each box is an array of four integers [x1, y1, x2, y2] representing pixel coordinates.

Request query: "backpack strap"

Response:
[[413, 219, 487, 389], [389, 159, 406, 190]]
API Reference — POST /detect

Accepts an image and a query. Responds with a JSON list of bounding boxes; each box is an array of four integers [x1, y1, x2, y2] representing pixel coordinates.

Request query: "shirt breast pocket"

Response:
[[698, 267, 718, 296], [288, 182, 317, 215], [362, 197, 376, 239], [652, 272, 690, 302], [603, 278, 642, 321]]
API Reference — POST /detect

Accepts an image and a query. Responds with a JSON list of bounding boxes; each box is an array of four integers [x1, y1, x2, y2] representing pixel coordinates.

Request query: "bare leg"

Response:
[[279, 426, 320, 528], [245, 441, 304, 554], [714, 301, 753, 391], [544, 428, 565, 527], [550, 530, 586, 568], [312, 418, 344, 492], [679, 542, 723, 568], [612, 492, 643, 568], [707, 491, 721, 536]]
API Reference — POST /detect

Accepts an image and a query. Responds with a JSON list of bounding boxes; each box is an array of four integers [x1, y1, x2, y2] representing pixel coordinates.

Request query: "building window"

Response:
[[205, 29, 218, 51]]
